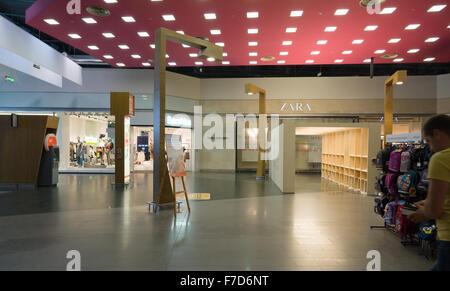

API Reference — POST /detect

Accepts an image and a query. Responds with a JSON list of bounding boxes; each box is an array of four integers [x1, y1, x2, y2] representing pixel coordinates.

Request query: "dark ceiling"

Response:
[[0, 0, 449, 78]]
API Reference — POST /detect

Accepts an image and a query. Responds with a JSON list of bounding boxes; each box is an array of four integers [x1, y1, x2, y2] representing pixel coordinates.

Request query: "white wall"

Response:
[[269, 120, 296, 193], [200, 75, 437, 100], [437, 74, 450, 99]]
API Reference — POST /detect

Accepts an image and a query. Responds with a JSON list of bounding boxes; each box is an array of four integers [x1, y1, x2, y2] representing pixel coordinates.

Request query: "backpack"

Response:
[[395, 203, 418, 239], [417, 222, 437, 240], [398, 170, 420, 195], [376, 149, 390, 172], [375, 174, 388, 194], [400, 151, 412, 173], [384, 201, 397, 225], [386, 173, 399, 197], [411, 147, 430, 171], [374, 197, 389, 217], [388, 150, 402, 172]]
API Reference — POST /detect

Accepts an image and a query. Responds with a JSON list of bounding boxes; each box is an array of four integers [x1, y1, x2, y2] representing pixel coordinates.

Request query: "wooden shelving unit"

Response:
[[321, 128, 369, 194]]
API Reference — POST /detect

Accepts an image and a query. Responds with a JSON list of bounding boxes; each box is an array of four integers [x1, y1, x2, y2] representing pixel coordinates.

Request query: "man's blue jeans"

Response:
[[431, 240, 450, 271]]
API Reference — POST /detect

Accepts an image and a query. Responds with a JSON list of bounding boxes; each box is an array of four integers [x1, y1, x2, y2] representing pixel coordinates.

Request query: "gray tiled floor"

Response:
[[0, 172, 434, 271]]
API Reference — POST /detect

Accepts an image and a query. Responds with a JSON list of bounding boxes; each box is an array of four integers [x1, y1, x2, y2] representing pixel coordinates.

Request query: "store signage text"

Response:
[[280, 102, 312, 112]]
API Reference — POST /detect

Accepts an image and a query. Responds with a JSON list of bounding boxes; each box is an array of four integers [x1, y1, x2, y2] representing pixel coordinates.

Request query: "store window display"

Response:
[[132, 126, 192, 172], [60, 113, 116, 172]]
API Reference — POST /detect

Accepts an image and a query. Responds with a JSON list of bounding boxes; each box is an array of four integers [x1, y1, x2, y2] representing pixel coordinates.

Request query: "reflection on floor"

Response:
[[0, 172, 434, 271]]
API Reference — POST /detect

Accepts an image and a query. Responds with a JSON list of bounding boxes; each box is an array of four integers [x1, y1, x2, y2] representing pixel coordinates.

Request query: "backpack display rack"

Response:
[[371, 139, 437, 259]]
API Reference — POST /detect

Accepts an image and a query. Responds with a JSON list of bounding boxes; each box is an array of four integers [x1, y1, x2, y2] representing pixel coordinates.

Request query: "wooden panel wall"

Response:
[[0, 115, 59, 184]]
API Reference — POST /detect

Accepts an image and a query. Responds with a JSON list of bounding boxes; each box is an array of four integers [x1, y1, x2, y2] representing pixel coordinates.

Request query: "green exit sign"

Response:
[[5, 76, 15, 83]]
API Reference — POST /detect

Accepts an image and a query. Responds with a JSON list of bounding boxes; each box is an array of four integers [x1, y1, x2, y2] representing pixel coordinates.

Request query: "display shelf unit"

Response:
[[321, 128, 369, 194]]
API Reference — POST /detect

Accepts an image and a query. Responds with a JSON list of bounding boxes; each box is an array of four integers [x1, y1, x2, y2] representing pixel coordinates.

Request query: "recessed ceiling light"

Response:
[[280, 52, 288, 56], [215, 42, 225, 47], [204, 13, 217, 20], [363, 59, 372, 63], [375, 49, 386, 54], [342, 50, 352, 55], [447, 25, 450, 29], [82, 17, 97, 24], [138, 32, 150, 37], [68, 33, 81, 39], [176, 30, 185, 35], [131, 54, 141, 59], [286, 27, 297, 33], [166, 54, 169, 58], [365, 25, 378, 31], [388, 38, 401, 43], [379, 7, 397, 14], [44, 19, 59, 25], [325, 26, 337, 32], [122, 16, 136, 22], [290, 10, 303, 17], [116, 63, 125, 67], [150, 44, 155, 49], [182, 44, 190, 48], [424, 57, 436, 62], [102, 32, 115, 38], [249, 42, 258, 46], [168, 62, 176, 66], [88, 45, 99, 50], [405, 24, 420, 30], [334, 9, 349, 16], [277, 60, 286, 64], [352, 39, 364, 44], [162, 14, 175, 21], [305, 60, 314, 64], [428, 5, 447, 12], [282, 41, 293, 46], [210, 29, 221, 35], [249, 52, 258, 56], [311, 51, 320, 55], [393, 58, 404, 62], [222, 61, 230, 65], [247, 12, 259, 18], [249, 61, 258, 64], [189, 53, 198, 58], [334, 59, 344, 63], [207, 57, 215, 62], [103, 55, 114, 59], [223, 52, 228, 57], [104, 0, 118, 3], [408, 49, 420, 53], [425, 37, 439, 42], [142, 63, 151, 67], [317, 40, 328, 45], [248, 28, 259, 34], [195, 61, 203, 66], [118, 44, 130, 49]]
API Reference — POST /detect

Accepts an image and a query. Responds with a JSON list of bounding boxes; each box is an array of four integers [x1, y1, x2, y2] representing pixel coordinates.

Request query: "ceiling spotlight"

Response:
[[86, 6, 111, 17]]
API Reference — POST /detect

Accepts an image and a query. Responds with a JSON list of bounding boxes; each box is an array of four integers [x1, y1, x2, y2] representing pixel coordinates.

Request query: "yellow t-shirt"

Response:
[[428, 148, 450, 241]]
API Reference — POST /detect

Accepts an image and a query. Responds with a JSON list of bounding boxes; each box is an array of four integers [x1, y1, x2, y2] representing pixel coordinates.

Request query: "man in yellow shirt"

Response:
[[409, 114, 450, 271]]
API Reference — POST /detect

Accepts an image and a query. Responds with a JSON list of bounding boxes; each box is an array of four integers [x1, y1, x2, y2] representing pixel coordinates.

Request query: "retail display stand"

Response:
[[151, 174, 191, 217], [321, 128, 370, 194]]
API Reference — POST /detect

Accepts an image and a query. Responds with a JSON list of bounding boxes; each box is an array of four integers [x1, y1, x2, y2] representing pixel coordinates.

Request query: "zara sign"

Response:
[[280, 102, 312, 112]]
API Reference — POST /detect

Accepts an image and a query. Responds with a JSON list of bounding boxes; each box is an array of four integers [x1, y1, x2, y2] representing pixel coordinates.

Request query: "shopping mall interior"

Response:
[[0, 0, 449, 272]]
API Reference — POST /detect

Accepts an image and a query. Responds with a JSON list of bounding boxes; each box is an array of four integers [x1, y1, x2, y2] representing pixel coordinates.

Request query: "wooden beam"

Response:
[[384, 70, 407, 144], [152, 28, 223, 203]]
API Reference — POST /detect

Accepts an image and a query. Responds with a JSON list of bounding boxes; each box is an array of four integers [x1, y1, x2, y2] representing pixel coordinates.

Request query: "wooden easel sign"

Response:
[[152, 134, 191, 217]]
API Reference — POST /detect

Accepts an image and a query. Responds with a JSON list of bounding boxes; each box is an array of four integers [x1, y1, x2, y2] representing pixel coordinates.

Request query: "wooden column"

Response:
[[151, 28, 222, 204], [245, 83, 267, 179], [257, 90, 267, 179], [153, 29, 173, 204], [384, 70, 407, 145], [111, 92, 135, 185]]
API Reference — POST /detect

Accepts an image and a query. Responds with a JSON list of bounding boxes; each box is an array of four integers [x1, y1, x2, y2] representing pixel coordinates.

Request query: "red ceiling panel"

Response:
[[26, 0, 450, 68]]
